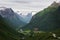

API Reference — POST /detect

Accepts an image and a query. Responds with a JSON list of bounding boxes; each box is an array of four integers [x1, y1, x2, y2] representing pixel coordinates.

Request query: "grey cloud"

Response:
[[0, 0, 60, 13], [11, 1, 30, 3]]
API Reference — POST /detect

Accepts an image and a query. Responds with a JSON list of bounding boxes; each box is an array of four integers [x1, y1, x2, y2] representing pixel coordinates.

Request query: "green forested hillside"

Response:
[[22, 2, 60, 32], [0, 15, 25, 40], [0, 8, 25, 40], [20, 2, 60, 40]]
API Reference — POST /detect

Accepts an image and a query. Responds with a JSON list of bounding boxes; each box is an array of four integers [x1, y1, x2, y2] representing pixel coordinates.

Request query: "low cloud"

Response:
[[0, 0, 60, 13]]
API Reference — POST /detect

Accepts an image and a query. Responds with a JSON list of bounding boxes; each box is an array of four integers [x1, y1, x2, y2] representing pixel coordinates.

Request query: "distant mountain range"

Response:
[[19, 12, 32, 23], [15, 11, 32, 23], [21, 1, 60, 32]]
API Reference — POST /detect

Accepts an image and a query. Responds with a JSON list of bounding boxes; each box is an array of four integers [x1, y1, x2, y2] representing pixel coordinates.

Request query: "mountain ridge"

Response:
[[0, 7, 26, 30], [21, 2, 60, 32]]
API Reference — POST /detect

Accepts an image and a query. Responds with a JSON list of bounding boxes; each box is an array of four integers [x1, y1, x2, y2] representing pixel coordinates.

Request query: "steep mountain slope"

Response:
[[19, 12, 32, 23], [0, 14, 25, 40], [0, 7, 26, 30], [22, 2, 60, 32], [23, 13, 32, 23]]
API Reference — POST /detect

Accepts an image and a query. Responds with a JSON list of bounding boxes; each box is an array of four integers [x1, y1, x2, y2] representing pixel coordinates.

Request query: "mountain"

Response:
[[0, 7, 26, 30], [0, 16, 24, 40], [24, 12, 32, 23], [21, 2, 60, 32], [22, 12, 32, 23], [0, 8, 25, 40], [19, 12, 32, 23]]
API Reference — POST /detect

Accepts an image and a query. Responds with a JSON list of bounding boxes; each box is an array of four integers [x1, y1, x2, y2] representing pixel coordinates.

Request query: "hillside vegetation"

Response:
[[22, 2, 60, 32]]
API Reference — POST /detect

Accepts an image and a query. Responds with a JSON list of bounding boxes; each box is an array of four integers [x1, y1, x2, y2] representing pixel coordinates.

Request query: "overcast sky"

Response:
[[0, 0, 60, 15]]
